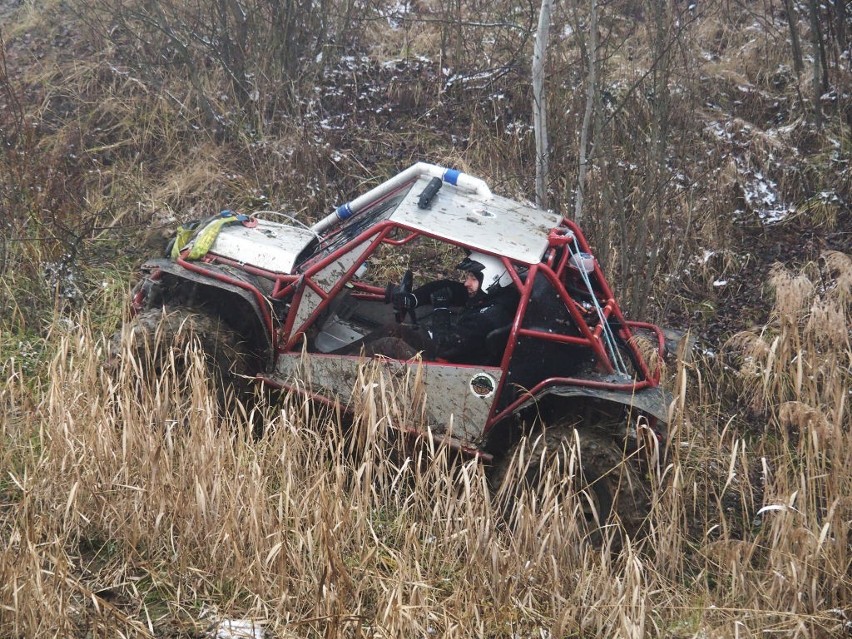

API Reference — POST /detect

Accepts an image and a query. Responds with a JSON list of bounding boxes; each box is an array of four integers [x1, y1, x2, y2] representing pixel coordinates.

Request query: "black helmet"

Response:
[[456, 252, 511, 294]]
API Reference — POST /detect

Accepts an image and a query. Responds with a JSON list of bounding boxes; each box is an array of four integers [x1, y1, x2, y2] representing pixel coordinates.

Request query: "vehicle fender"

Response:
[[515, 384, 673, 424], [140, 258, 274, 368]]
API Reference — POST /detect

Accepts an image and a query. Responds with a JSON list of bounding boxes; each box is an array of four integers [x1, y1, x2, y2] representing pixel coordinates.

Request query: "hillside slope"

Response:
[[0, 0, 850, 636]]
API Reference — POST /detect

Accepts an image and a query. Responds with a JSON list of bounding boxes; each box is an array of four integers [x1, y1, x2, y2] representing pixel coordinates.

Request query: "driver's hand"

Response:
[[391, 292, 418, 311]]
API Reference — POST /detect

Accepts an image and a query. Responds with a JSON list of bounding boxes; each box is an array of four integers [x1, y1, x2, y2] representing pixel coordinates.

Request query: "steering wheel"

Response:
[[393, 269, 417, 325]]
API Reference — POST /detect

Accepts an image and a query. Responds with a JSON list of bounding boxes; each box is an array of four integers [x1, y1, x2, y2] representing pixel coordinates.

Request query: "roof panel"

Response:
[[388, 176, 561, 264]]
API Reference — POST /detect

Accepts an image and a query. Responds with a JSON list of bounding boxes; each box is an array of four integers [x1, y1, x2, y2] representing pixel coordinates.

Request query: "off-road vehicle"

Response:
[[122, 162, 670, 533]]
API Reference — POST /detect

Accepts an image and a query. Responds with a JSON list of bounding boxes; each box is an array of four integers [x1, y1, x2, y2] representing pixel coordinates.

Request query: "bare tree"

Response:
[[574, 0, 598, 223], [835, 0, 848, 55], [807, 0, 829, 127], [82, 0, 373, 133], [781, 0, 804, 81], [532, 0, 552, 209], [624, 0, 674, 318]]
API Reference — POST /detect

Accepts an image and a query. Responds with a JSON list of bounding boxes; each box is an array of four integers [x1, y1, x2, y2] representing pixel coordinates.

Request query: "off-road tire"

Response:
[[489, 423, 651, 541], [111, 306, 252, 406]]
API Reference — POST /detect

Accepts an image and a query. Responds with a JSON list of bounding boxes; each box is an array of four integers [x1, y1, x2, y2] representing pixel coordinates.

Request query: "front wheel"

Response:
[[489, 422, 650, 541], [110, 306, 253, 408]]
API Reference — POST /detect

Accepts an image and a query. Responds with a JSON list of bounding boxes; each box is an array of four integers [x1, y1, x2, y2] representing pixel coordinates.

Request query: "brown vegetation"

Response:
[[1, 0, 850, 635], [0, 254, 850, 636]]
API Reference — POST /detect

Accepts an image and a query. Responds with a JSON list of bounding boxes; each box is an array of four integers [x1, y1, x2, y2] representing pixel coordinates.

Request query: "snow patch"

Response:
[[210, 619, 264, 639], [742, 170, 791, 223], [705, 120, 793, 224]]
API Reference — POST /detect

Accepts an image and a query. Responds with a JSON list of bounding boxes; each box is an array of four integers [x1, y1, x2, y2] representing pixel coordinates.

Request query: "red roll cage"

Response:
[[164, 202, 665, 418]]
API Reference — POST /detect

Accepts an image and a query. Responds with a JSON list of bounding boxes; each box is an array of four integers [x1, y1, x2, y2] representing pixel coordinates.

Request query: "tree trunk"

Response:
[[807, 0, 826, 126], [782, 0, 804, 80], [836, 0, 848, 56], [574, 0, 598, 223], [532, 0, 552, 209]]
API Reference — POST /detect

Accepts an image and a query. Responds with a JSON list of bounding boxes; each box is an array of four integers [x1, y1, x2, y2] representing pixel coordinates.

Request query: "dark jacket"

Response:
[[413, 280, 518, 364]]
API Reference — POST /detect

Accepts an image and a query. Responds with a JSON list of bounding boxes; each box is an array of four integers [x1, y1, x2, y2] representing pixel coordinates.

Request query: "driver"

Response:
[[375, 252, 519, 364]]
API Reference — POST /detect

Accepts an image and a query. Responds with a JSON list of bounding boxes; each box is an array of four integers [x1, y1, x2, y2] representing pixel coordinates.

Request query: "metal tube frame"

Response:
[[150, 198, 665, 443]]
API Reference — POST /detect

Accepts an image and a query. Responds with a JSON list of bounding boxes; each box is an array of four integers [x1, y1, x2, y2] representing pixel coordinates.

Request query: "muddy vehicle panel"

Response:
[[274, 353, 501, 445], [123, 162, 671, 533]]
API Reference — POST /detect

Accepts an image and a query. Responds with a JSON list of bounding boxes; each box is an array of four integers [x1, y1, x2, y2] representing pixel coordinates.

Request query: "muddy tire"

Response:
[[111, 306, 252, 406], [489, 422, 651, 541]]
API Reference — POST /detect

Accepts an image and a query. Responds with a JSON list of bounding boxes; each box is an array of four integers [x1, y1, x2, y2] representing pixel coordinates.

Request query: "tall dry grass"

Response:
[[1, 252, 850, 637]]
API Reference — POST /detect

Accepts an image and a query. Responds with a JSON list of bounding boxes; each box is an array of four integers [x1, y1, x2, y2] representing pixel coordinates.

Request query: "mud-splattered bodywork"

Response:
[[130, 163, 671, 457]]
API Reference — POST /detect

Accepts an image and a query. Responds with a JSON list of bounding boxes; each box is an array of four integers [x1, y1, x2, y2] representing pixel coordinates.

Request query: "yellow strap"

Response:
[[170, 225, 198, 259], [186, 216, 237, 260]]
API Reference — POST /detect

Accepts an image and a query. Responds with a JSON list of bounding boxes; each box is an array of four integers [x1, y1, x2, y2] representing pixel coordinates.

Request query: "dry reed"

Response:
[[1, 252, 850, 637]]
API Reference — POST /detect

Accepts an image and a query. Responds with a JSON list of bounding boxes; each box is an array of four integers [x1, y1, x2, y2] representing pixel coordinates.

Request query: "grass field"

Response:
[[1, 0, 850, 635], [0, 254, 849, 637]]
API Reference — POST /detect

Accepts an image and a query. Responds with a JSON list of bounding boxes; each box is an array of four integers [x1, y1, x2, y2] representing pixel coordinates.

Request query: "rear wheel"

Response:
[[489, 421, 651, 541]]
